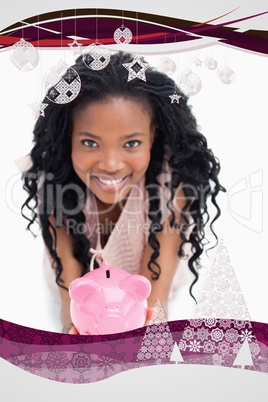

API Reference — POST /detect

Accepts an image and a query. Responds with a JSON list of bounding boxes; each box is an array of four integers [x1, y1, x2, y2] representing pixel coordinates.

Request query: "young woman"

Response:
[[21, 51, 224, 333]]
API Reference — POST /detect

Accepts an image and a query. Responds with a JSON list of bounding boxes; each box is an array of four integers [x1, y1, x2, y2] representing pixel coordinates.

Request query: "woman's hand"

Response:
[[62, 322, 91, 335], [62, 322, 77, 334], [144, 307, 157, 326]]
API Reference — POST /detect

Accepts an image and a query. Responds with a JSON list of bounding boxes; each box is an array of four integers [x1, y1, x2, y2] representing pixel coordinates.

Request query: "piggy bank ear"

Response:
[[119, 275, 151, 302], [69, 278, 100, 306]]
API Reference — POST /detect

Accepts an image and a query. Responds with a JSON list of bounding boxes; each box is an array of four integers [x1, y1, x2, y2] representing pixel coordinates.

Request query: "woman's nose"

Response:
[[97, 150, 125, 172]]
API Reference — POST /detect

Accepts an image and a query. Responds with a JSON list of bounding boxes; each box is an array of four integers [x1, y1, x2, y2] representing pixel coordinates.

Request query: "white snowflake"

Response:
[[249, 342, 260, 357], [233, 320, 247, 330], [162, 331, 170, 339], [216, 278, 229, 292], [182, 327, 194, 341], [163, 344, 172, 353], [178, 340, 187, 351], [189, 339, 201, 352], [225, 328, 239, 343], [137, 352, 145, 360], [210, 267, 222, 278], [158, 338, 165, 346], [240, 329, 254, 343], [156, 345, 163, 353], [152, 338, 158, 346], [208, 292, 221, 304], [145, 352, 152, 359], [158, 324, 166, 332], [148, 345, 155, 353], [218, 341, 230, 355], [203, 278, 215, 292], [211, 329, 224, 342], [196, 327, 210, 342], [218, 319, 232, 329], [147, 332, 155, 340], [189, 319, 204, 328], [204, 318, 217, 328], [232, 342, 242, 355], [203, 340, 216, 354]]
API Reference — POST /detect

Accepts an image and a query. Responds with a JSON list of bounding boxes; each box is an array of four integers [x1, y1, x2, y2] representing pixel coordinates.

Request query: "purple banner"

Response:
[[1, 318, 268, 383]]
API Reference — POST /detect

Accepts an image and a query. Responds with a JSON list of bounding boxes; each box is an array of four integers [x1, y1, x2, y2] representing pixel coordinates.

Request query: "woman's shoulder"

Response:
[[15, 154, 33, 173]]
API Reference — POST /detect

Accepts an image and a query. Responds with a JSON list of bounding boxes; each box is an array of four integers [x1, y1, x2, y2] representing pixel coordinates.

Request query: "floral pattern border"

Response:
[[1, 318, 268, 383]]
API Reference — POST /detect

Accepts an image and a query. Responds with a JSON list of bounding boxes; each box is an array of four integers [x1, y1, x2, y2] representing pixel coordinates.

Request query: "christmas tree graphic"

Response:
[[137, 299, 175, 364], [233, 338, 254, 369], [191, 237, 251, 320], [170, 342, 184, 364]]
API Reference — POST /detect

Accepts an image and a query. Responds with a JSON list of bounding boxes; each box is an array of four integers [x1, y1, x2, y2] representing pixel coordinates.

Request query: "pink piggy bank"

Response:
[[69, 260, 151, 335]]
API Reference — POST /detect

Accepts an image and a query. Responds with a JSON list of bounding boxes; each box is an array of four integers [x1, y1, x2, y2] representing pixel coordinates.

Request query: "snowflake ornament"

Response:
[[178, 69, 202, 96], [114, 25, 132, 44], [122, 55, 149, 82], [217, 65, 236, 84], [10, 38, 39, 71], [157, 56, 176, 76], [204, 57, 218, 70], [46, 66, 81, 104], [83, 43, 110, 70], [42, 60, 69, 94]]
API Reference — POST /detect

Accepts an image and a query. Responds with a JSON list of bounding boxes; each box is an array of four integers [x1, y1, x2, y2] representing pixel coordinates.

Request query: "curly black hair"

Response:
[[21, 51, 225, 301]]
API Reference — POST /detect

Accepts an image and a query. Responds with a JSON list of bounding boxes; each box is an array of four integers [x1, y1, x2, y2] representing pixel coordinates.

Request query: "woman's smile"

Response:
[[91, 174, 131, 192]]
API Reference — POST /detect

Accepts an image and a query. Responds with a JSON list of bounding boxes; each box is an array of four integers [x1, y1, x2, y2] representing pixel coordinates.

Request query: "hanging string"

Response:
[[89, 248, 104, 271], [60, 13, 63, 60], [21, 20, 24, 39], [175, 34, 180, 80], [96, 8, 98, 42], [37, 15, 41, 101], [73, 8, 77, 39], [136, 12, 138, 45]]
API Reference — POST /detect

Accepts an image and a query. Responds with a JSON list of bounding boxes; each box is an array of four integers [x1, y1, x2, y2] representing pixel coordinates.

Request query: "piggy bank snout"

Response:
[[96, 303, 123, 323]]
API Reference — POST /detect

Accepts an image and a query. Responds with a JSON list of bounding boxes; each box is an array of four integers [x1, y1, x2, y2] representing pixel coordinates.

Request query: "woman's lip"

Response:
[[91, 174, 128, 180], [92, 174, 131, 192]]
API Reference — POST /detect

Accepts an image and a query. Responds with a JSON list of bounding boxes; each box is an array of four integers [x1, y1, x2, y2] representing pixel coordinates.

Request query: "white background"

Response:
[[0, 0, 268, 400]]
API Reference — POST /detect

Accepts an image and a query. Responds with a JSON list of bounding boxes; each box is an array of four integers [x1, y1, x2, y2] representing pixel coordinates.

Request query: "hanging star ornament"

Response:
[[29, 101, 48, 119], [122, 56, 149, 82], [68, 39, 83, 55], [169, 92, 181, 104], [193, 56, 203, 67], [39, 103, 48, 117]]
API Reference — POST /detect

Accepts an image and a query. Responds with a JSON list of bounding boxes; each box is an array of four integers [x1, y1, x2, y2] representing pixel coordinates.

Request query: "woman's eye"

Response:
[[81, 139, 98, 148], [124, 140, 141, 148]]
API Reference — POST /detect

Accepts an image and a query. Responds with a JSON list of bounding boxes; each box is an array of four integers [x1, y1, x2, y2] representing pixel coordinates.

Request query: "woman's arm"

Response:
[[140, 187, 185, 319], [47, 215, 83, 332], [140, 217, 181, 319]]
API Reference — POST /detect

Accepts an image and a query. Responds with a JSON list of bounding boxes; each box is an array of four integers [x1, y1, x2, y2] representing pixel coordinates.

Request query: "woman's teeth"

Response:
[[98, 177, 125, 185]]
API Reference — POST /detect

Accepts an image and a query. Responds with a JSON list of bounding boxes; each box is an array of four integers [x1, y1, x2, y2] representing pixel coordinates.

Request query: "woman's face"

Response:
[[71, 97, 154, 205]]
